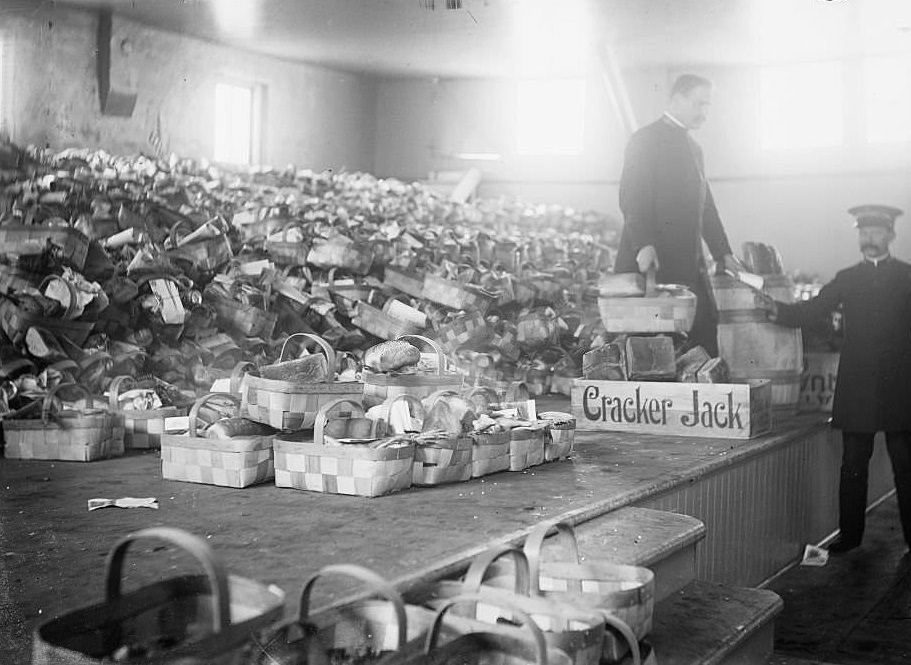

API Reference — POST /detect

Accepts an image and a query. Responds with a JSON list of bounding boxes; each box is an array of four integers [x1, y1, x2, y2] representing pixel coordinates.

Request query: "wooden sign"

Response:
[[571, 379, 772, 439], [799, 352, 839, 413]]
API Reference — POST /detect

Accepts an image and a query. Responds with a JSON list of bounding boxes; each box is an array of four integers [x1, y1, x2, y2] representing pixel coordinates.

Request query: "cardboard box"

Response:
[[571, 378, 772, 439], [799, 352, 839, 413]]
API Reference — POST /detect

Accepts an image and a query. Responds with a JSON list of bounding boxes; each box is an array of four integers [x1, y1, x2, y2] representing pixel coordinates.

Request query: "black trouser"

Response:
[[839, 430, 911, 546], [687, 277, 718, 357]]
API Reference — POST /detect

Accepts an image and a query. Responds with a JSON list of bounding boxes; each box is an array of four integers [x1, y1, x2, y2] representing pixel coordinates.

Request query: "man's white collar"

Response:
[[663, 111, 687, 129]]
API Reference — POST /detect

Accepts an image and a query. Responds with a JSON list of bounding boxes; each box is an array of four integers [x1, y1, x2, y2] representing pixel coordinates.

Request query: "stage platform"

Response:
[[0, 400, 896, 662]]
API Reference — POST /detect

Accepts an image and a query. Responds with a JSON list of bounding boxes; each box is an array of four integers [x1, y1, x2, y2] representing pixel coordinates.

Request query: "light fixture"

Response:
[[419, 0, 463, 10]]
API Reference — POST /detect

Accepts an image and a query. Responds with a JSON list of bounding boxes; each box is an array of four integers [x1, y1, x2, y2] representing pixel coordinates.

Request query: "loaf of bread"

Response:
[[258, 353, 329, 383], [363, 340, 421, 373], [205, 417, 276, 439]]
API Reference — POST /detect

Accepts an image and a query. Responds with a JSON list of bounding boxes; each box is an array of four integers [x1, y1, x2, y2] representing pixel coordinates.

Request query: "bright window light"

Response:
[[214, 82, 255, 165], [864, 55, 911, 144], [759, 62, 843, 150], [516, 79, 586, 156]]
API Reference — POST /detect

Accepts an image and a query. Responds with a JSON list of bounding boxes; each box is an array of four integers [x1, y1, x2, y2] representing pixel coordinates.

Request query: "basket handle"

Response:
[[423, 593, 548, 665], [79, 351, 113, 378], [280, 221, 307, 244], [422, 389, 461, 413], [396, 334, 445, 376], [504, 382, 531, 419], [105, 527, 231, 635], [384, 393, 425, 434], [188, 392, 241, 437], [596, 611, 642, 665], [462, 544, 532, 596], [464, 385, 499, 411], [645, 265, 657, 297], [230, 361, 255, 395], [298, 564, 408, 651], [522, 521, 582, 596], [42, 382, 94, 422], [107, 375, 135, 410], [278, 332, 336, 376], [39, 274, 78, 320], [168, 218, 189, 248], [313, 398, 366, 446]]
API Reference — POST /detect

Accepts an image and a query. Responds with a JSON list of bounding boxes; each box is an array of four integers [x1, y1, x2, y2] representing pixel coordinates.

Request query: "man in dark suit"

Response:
[[763, 204, 911, 554], [615, 74, 742, 356]]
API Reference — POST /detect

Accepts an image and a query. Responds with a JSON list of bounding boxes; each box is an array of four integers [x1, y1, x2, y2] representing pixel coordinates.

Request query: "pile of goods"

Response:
[[0, 141, 609, 465]]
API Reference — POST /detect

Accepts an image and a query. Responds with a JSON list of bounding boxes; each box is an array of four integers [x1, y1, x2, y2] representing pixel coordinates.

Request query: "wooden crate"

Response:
[[571, 378, 772, 439], [799, 352, 839, 413]]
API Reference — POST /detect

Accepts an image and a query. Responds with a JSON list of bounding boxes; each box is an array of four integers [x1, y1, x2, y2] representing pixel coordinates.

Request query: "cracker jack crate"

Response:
[[571, 378, 772, 439]]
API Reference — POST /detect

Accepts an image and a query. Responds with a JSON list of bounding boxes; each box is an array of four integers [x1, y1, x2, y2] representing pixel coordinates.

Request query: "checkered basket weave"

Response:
[[433, 311, 488, 354], [273, 399, 414, 498], [351, 300, 423, 341], [242, 333, 363, 430], [3, 383, 120, 462], [307, 237, 374, 275], [0, 223, 90, 270], [422, 273, 495, 314], [383, 266, 425, 299], [463, 387, 510, 478], [160, 393, 275, 489], [264, 221, 310, 266], [523, 521, 655, 662], [166, 219, 234, 274], [108, 375, 184, 450], [361, 335, 463, 408], [539, 411, 576, 462]]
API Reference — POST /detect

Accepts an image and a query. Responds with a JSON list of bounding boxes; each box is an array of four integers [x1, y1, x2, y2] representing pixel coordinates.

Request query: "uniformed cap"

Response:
[[848, 204, 903, 230]]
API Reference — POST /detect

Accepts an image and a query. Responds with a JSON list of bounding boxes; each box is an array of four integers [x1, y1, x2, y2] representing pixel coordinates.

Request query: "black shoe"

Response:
[[827, 537, 861, 554]]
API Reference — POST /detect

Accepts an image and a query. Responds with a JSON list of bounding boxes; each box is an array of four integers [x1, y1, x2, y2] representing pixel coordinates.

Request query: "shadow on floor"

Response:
[[766, 493, 911, 665]]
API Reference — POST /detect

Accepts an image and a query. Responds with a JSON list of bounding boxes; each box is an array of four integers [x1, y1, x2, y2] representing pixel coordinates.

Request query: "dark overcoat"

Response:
[[615, 116, 732, 286], [775, 257, 911, 432]]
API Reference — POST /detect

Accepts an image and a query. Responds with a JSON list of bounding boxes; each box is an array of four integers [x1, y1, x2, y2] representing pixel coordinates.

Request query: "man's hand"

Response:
[[636, 245, 659, 273], [723, 253, 746, 274], [755, 291, 779, 321]]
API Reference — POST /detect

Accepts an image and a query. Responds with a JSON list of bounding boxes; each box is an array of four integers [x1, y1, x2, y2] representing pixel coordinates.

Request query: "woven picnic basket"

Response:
[[272, 398, 414, 498], [383, 266, 425, 299], [166, 218, 233, 274], [264, 221, 311, 266], [351, 298, 424, 341], [251, 564, 439, 665], [32, 527, 285, 665], [392, 392, 473, 487], [327, 271, 374, 318], [0, 223, 90, 270], [3, 383, 120, 462], [598, 269, 696, 334], [307, 236, 374, 275], [422, 273, 495, 314], [160, 393, 275, 489], [205, 283, 278, 339], [108, 375, 184, 450], [500, 382, 546, 471], [362, 334, 463, 408], [433, 310, 488, 354], [463, 387, 511, 478], [539, 412, 576, 462], [0, 276, 95, 345], [523, 520, 654, 662], [242, 332, 363, 430], [424, 546, 607, 665]]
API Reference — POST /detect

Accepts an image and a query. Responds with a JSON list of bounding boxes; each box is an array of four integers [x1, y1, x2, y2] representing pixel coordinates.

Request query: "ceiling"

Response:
[[54, 0, 911, 78]]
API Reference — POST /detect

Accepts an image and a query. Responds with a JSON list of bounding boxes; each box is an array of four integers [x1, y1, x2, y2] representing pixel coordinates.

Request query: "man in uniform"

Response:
[[615, 73, 743, 355], [763, 204, 911, 554]]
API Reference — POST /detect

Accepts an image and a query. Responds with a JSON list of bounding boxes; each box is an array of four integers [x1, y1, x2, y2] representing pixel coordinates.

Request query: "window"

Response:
[[214, 82, 262, 165], [864, 55, 911, 144], [515, 79, 586, 156], [759, 62, 843, 150]]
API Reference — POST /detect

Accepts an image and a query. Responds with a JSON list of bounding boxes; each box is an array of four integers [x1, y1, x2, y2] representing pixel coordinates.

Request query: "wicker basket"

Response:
[[433, 310, 488, 354], [383, 266, 425, 299], [108, 375, 184, 450], [361, 334, 463, 408], [0, 277, 95, 345], [539, 411, 575, 462], [205, 284, 278, 339], [3, 383, 120, 462], [264, 221, 310, 266], [160, 393, 275, 489], [273, 398, 414, 498], [251, 564, 438, 665], [307, 237, 374, 275], [166, 219, 234, 274], [523, 521, 655, 662], [422, 273, 495, 313], [32, 527, 286, 665], [242, 332, 363, 430], [327, 273, 374, 318], [598, 272, 697, 334], [351, 299, 424, 341], [464, 387, 510, 478], [0, 223, 90, 270]]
